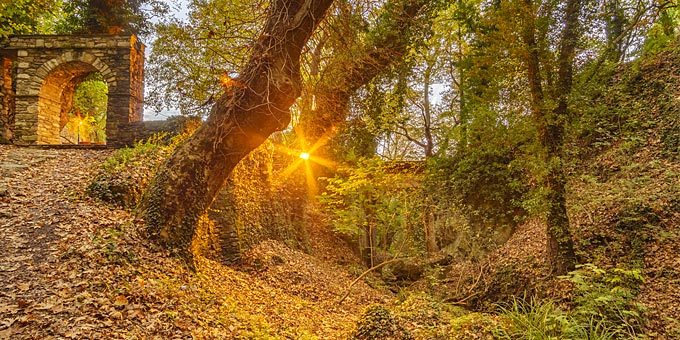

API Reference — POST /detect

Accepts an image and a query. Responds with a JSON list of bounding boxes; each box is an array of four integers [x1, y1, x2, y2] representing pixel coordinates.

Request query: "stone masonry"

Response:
[[0, 34, 145, 147]]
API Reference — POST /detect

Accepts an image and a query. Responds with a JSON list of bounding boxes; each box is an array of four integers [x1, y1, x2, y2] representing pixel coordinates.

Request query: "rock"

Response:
[[383, 259, 424, 284]]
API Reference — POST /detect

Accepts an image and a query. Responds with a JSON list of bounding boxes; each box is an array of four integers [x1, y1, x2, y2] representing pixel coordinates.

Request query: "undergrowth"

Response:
[[494, 263, 647, 340], [87, 132, 189, 208]]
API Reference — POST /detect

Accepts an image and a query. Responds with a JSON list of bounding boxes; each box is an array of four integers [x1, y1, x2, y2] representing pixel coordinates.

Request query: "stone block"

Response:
[[17, 62, 29, 68], [26, 89, 39, 96], [17, 50, 28, 57], [45, 59, 58, 69], [82, 53, 96, 63], [35, 69, 47, 79]]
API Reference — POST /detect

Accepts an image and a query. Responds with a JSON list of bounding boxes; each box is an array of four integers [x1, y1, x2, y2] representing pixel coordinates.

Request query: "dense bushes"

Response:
[[319, 158, 426, 266]]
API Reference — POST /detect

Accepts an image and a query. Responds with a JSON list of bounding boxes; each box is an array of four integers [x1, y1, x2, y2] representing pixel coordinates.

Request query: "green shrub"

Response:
[[560, 263, 647, 338], [350, 304, 413, 340], [87, 133, 184, 208], [494, 263, 648, 340], [496, 297, 571, 339], [394, 293, 465, 339]]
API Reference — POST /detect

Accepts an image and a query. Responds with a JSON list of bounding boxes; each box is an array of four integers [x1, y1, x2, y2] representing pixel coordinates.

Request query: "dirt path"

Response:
[[0, 145, 117, 338]]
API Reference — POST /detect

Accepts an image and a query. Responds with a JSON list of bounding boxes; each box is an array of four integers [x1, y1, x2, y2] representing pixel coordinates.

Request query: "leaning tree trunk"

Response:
[[299, 0, 431, 148], [141, 0, 333, 258]]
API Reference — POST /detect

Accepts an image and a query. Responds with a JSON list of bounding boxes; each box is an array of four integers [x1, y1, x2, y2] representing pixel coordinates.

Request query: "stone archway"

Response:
[[0, 35, 145, 147], [34, 52, 114, 144]]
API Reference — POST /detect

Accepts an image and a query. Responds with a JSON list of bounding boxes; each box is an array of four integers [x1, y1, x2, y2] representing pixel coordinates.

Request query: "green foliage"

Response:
[[328, 117, 378, 162], [640, 4, 680, 56], [319, 158, 425, 263], [560, 263, 647, 338], [495, 298, 573, 339], [0, 0, 162, 37], [0, 0, 64, 37], [486, 265, 647, 339], [494, 297, 623, 340], [146, 0, 262, 115], [57, 0, 167, 37], [350, 304, 413, 340], [87, 133, 183, 208]]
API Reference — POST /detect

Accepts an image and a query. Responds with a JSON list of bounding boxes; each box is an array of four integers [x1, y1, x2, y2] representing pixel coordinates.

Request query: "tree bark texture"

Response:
[[141, 0, 333, 257], [300, 0, 432, 145], [522, 0, 579, 275]]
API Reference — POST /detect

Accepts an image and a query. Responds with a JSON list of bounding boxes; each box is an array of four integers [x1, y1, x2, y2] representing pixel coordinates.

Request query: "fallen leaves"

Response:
[[0, 144, 390, 339]]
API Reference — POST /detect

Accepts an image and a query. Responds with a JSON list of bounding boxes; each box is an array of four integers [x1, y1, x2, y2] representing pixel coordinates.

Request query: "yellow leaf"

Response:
[[113, 295, 127, 307]]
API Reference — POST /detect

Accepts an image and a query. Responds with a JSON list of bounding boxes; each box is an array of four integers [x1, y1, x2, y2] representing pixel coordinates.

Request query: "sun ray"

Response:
[[279, 158, 305, 181], [304, 160, 318, 200], [271, 124, 342, 187]]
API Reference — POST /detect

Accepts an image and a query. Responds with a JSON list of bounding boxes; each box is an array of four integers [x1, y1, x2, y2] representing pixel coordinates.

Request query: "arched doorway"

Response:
[[57, 72, 109, 145], [1, 35, 145, 147], [37, 57, 113, 145]]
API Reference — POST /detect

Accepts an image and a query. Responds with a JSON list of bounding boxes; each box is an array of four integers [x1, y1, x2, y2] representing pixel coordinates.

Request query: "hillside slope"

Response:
[[0, 145, 390, 339], [434, 45, 680, 339]]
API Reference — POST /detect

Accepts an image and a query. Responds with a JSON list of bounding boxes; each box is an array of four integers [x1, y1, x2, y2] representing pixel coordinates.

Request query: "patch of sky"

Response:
[[143, 0, 190, 121]]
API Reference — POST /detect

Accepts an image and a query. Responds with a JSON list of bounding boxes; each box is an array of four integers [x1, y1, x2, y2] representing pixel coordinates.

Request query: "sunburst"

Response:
[[273, 127, 338, 200]]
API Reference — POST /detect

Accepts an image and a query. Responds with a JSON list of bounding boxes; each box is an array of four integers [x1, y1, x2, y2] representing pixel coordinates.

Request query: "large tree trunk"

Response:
[[141, 0, 333, 259], [300, 0, 431, 146], [522, 0, 579, 275], [545, 0, 579, 275]]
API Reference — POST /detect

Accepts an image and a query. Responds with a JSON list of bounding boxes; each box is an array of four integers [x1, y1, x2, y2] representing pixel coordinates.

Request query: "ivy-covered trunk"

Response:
[[140, 0, 333, 259], [522, 0, 579, 275]]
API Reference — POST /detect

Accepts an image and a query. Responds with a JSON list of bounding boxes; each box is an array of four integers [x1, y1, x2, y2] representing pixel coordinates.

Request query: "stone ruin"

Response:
[[0, 34, 171, 147]]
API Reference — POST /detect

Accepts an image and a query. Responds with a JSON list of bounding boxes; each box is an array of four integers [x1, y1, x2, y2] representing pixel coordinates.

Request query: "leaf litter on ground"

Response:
[[0, 145, 391, 339]]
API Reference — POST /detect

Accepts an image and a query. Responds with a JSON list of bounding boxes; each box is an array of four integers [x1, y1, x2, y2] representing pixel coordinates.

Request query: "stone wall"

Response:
[[0, 34, 145, 147]]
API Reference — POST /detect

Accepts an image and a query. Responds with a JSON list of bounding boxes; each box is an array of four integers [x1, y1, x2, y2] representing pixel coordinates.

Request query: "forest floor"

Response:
[[0, 145, 390, 339], [2, 141, 679, 339]]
